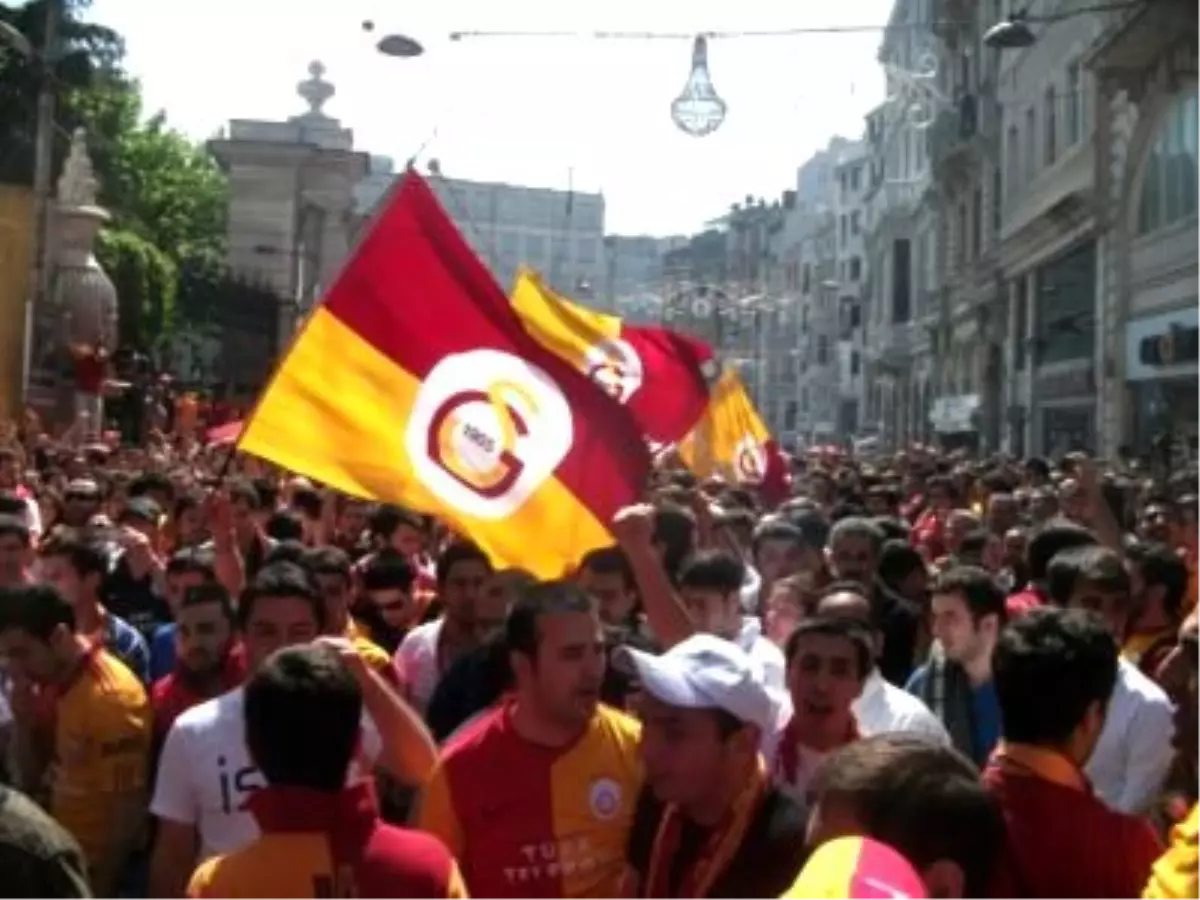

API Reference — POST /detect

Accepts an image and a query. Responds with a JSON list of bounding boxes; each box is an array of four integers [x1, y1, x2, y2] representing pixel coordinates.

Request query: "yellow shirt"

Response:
[[1144, 805, 1199, 899], [51, 648, 151, 894]]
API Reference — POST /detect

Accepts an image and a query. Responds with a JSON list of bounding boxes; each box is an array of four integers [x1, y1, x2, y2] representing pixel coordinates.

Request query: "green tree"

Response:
[[95, 226, 176, 350]]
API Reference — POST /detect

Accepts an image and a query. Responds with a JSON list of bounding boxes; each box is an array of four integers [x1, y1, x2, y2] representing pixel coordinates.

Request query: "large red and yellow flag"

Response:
[[236, 173, 650, 578], [677, 367, 791, 503], [510, 268, 715, 446]]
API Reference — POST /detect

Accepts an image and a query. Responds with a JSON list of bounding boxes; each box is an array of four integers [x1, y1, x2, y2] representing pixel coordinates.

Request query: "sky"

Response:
[[84, 0, 895, 236]]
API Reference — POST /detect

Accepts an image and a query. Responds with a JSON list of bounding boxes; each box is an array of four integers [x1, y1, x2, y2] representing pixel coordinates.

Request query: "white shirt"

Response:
[[393, 618, 445, 712], [852, 669, 950, 745], [739, 565, 763, 614], [150, 687, 382, 860], [1085, 657, 1175, 815], [737, 618, 786, 692]]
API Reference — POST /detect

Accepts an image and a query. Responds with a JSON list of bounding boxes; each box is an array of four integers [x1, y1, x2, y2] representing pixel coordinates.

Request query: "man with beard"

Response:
[[616, 634, 808, 898], [150, 584, 243, 753], [417, 581, 641, 898]]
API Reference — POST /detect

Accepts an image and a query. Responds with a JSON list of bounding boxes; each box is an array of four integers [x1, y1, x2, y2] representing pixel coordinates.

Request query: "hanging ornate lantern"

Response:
[[670, 36, 727, 138]]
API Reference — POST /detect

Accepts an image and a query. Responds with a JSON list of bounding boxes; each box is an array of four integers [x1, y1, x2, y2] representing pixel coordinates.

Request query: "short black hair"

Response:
[[436, 540, 491, 586], [751, 520, 805, 558], [165, 547, 217, 581], [1045, 545, 1130, 608], [290, 487, 322, 520], [265, 509, 306, 543], [0, 513, 30, 547], [811, 734, 1003, 898], [578, 545, 635, 592], [361, 550, 415, 592], [262, 540, 308, 569], [827, 516, 885, 552], [993, 607, 1118, 747], [0, 583, 76, 639], [181, 583, 236, 623], [1027, 520, 1097, 581], [652, 503, 696, 582], [38, 530, 108, 578], [238, 562, 326, 632], [932, 566, 1007, 625], [783, 615, 873, 679], [878, 540, 926, 587], [505, 580, 596, 661], [368, 504, 425, 539], [1127, 541, 1190, 622], [678, 550, 745, 596], [244, 645, 362, 792], [303, 546, 352, 581]]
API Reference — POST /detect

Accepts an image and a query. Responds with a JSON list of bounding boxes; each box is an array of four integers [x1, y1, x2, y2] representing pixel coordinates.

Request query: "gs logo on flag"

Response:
[[407, 350, 572, 519], [733, 435, 767, 482], [582, 338, 643, 405]]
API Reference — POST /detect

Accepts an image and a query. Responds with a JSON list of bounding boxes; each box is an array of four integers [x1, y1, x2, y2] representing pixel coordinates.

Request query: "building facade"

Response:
[[834, 141, 870, 438]]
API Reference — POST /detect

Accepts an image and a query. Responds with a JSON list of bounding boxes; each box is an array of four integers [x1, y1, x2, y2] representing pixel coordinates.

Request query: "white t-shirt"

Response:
[[393, 618, 445, 712], [150, 687, 382, 860], [852, 669, 950, 745]]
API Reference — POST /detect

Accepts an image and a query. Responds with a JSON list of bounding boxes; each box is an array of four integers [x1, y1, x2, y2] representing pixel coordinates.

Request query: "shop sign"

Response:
[[1127, 307, 1200, 382]]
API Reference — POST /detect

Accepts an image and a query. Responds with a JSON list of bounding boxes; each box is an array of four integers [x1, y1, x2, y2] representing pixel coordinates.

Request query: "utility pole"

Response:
[[21, 0, 61, 404]]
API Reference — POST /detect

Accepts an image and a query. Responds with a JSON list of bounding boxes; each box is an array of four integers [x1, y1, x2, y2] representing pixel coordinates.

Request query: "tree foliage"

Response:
[[95, 226, 177, 351]]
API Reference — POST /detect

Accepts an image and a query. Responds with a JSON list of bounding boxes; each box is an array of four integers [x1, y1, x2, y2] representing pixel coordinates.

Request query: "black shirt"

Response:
[[626, 784, 810, 898]]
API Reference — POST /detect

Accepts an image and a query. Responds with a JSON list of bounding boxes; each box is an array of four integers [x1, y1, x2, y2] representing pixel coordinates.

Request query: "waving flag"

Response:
[[677, 367, 791, 504], [510, 269, 715, 446], [236, 173, 649, 579]]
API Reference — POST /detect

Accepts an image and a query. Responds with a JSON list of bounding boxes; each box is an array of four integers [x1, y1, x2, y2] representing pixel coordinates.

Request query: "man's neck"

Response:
[[1131, 607, 1171, 636], [179, 662, 227, 696], [796, 714, 854, 753], [681, 758, 756, 827], [961, 651, 993, 687], [53, 638, 89, 686], [509, 698, 588, 749], [74, 600, 105, 635]]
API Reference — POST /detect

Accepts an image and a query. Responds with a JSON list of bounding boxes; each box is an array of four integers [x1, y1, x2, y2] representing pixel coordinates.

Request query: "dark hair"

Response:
[[678, 550, 745, 596], [165, 547, 217, 581], [827, 516, 885, 553], [128, 473, 173, 502], [304, 546, 352, 582], [369, 504, 425, 539], [264, 509, 306, 543], [238, 562, 326, 632], [263, 539, 309, 569], [786, 509, 831, 554], [870, 516, 910, 544], [601, 626, 660, 709], [578, 545, 635, 592], [38, 531, 108, 578], [878, 540, 926, 587], [956, 528, 991, 563], [505, 580, 595, 661], [436, 540, 491, 586], [1027, 520, 1097, 581], [783, 615, 873, 678], [751, 521, 805, 559], [1045, 545, 1130, 609], [290, 487, 323, 520], [181, 583, 236, 623], [652, 503, 696, 582], [172, 491, 204, 522], [1127, 541, 1189, 622], [361, 550, 416, 592], [811, 734, 1002, 898], [0, 513, 31, 548], [244, 645, 362, 791], [932, 566, 1007, 626], [0, 583, 76, 639], [0, 494, 27, 518], [228, 478, 261, 510], [993, 607, 1118, 746]]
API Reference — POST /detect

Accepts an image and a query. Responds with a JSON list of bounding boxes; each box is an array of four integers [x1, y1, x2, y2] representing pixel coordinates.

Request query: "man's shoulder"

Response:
[[171, 686, 243, 735], [366, 821, 456, 878], [1116, 657, 1172, 708], [74, 649, 147, 708], [0, 786, 84, 860]]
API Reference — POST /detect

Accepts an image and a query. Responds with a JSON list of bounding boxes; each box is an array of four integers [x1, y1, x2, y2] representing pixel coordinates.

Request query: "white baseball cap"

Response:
[[613, 633, 780, 733]]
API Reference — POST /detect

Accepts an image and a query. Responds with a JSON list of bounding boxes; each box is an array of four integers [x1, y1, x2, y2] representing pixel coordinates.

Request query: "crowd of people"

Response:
[[0, 419, 1195, 898]]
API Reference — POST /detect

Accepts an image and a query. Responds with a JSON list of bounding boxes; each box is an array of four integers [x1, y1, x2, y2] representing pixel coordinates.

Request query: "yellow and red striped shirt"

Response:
[[418, 701, 642, 897]]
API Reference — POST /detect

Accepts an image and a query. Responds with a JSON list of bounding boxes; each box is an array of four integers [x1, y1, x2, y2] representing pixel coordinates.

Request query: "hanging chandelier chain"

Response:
[[447, 2, 1141, 42]]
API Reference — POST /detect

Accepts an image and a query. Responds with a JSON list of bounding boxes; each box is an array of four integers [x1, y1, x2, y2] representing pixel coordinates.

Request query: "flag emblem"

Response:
[[406, 349, 573, 520], [583, 337, 644, 403]]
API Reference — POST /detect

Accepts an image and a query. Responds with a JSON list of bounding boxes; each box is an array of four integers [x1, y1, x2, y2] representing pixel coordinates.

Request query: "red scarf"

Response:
[[774, 713, 859, 786], [639, 761, 768, 899]]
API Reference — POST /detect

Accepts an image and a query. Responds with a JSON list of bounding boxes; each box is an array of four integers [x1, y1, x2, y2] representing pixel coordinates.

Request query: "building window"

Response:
[[892, 238, 912, 324], [1006, 123, 1020, 194], [1034, 241, 1096, 366], [851, 350, 861, 375], [972, 187, 983, 258], [802, 263, 811, 293], [840, 215, 848, 244], [1066, 62, 1081, 146], [957, 202, 968, 264], [850, 256, 862, 281], [1024, 106, 1037, 181], [992, 168, 1003, 234], [817, 336, 829, 365], [1044, 85, 1058, 166], [1014, 274, 1028, 370], [851, 211, 861, 235], [1137, 87, 1199, 235], [851, 165, 861, 190]]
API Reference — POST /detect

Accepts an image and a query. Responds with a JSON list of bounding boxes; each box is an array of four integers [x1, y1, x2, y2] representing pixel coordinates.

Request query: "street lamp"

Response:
[[361, 20, 424, 58], [983, 11, 1036, 49]]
